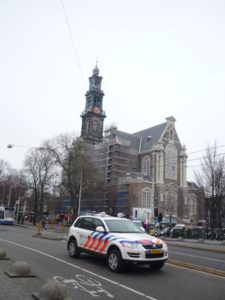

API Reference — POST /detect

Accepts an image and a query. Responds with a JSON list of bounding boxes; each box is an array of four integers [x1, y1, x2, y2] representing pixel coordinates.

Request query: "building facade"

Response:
[[80, 67, 204, 223]]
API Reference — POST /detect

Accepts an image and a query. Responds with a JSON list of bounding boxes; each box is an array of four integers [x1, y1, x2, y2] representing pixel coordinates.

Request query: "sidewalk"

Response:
[[17, 221, 68, 241]]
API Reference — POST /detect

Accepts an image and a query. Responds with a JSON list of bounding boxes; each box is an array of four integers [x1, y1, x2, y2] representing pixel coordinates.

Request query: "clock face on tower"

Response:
[[93, 106, 100, 113]]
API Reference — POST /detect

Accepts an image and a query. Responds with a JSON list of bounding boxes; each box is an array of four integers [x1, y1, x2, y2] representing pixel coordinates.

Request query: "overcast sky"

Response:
[[0, 0, 225, 180]]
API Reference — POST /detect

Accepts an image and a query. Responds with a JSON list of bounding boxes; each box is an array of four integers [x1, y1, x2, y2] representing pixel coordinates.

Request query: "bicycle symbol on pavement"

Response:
[[53, 274, 114, 298]]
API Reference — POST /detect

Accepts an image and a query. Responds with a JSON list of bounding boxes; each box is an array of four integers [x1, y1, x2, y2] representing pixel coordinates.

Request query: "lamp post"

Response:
[[77, 172, 82, 217], [151, 146, 158, 220], [168, 200, 173, 226]]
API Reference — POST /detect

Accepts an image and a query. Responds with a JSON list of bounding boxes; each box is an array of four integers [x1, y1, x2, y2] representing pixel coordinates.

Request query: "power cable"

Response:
[[187, 152, 225, 163], [60, 0, 86, 90], [187, 144, 225, 156]]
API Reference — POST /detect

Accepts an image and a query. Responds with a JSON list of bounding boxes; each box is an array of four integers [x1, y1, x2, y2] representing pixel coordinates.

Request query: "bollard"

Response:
[[32, 279, 72, 300], [61, 223, 65, 233], [37, 222, 42, 235], [5, 260, 35, 277], [0, 248, 9, 260]]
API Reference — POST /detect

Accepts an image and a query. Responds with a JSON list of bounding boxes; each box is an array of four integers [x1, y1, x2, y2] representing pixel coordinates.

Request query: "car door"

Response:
[[77, 217, 95, 249]]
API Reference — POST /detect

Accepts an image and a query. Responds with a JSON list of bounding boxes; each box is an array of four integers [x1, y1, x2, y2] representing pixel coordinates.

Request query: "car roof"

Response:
[[79, 213, 130, 221]]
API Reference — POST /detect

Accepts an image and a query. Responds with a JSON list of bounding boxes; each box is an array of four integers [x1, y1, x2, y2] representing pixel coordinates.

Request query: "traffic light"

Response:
[[158, 213, 163, 223], [154, 207, 158, 217]]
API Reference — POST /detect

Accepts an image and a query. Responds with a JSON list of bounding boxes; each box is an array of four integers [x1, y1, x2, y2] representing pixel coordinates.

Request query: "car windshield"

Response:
[[105, 219, 144, 233], [174, 225, 184, 229]]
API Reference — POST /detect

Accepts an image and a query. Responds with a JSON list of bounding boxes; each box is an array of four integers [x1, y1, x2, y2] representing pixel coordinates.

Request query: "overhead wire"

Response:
[[60, 0, 86, 90], [187, 144, 225, 156]]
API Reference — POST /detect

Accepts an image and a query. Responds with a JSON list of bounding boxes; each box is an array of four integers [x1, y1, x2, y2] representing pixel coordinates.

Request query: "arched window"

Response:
[[165, 144, 177, 179], [142, 156, 151, 176], [165, 191, 177, 216], [142, 188, 153, 209], [187, 194, 197, 220]]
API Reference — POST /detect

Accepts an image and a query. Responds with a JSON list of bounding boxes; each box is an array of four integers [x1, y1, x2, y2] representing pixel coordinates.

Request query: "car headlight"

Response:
[[162, 241, 168, 250], [122, 242, 142, 250]]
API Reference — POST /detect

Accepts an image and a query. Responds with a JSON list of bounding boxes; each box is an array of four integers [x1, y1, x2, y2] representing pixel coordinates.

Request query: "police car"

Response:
[[67, 213, 168, 273]]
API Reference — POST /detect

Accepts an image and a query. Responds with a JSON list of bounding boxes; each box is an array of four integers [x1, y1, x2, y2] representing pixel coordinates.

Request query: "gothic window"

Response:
[[165, 191, 177, 216], [165, 143, 177, 179], [142, 156, 151, 176], [142, 188, 153, 209]]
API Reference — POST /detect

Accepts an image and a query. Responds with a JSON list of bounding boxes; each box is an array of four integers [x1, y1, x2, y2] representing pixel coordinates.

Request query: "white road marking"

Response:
[[0, 238, 158, 300]]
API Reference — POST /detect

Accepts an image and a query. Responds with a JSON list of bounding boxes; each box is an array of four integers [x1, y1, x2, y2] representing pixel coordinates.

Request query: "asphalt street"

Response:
[[1, 224, 225, 300]]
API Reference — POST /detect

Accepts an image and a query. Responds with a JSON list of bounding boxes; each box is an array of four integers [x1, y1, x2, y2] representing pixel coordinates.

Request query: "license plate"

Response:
[[150, 249, 163, 254]]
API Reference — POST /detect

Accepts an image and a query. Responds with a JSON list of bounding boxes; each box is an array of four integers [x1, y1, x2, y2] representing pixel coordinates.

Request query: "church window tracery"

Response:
[[165, 143, 177, 179]]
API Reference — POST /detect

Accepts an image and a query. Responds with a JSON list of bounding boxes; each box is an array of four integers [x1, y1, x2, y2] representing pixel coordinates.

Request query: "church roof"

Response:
[[106, 121, 168, 154], [115, 130, 140, 150], [132, 122, 167, 152]]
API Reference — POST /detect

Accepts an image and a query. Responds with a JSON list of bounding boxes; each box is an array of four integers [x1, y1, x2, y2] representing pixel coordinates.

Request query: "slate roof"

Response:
[[132, 122, 167, 153], [110, 121, 168, 154], [115, 130, 140, 151]]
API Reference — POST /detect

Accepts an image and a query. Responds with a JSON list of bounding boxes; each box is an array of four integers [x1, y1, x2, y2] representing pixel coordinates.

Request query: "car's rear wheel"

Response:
[[68, 239, 80, 258], [149, 261, 165, 270], [107, 249, 123, 273]]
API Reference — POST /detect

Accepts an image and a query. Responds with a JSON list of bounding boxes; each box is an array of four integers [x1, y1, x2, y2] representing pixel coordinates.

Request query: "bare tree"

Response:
[[0, 160, 23, 208], [195, 142, 225, 229], [44, 134, 102, 219], [22, 147, 58, 225]]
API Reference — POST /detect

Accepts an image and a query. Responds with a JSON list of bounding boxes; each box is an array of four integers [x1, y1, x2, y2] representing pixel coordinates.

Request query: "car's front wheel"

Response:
[[149, 260, 165, 270], [107, 249, 123, 273], [68, 239, 80, 258]]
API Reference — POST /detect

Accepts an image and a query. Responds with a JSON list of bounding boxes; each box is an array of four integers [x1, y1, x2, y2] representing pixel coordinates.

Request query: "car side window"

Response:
[[74, 217, 105, 231], [74, 218, 83, 228], [92, 218, 105, 231], [76, 217, 94, 231]]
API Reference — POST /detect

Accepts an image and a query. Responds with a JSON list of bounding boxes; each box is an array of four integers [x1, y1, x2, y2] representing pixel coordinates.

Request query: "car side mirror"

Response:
[[96, 226, 105, 232]]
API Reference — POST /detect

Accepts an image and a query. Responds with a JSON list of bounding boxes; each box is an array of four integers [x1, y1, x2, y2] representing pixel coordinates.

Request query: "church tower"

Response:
[[81, 65, 106, 143]]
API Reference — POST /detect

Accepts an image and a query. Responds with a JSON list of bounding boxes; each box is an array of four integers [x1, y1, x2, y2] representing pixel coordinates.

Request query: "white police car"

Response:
[[67, 213, 168, 273]]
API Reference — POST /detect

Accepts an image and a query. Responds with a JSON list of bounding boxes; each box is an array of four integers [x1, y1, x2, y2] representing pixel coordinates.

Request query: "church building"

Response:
[[80, 66, 204, 224]]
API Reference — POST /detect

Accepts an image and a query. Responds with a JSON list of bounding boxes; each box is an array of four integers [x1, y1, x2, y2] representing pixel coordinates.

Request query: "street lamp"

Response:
[[151, 146, 158, 219]]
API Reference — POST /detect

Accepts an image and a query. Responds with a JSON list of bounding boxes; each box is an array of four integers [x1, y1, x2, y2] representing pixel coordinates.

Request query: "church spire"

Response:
[[80, 65, 106, 144], [92, 63, 99, 75]]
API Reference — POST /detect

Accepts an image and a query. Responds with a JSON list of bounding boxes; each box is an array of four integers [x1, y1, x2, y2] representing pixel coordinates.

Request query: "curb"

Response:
[[166, 240, 225, 253], [32, 234, 64, 241], [167, 259, 225, 278]]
